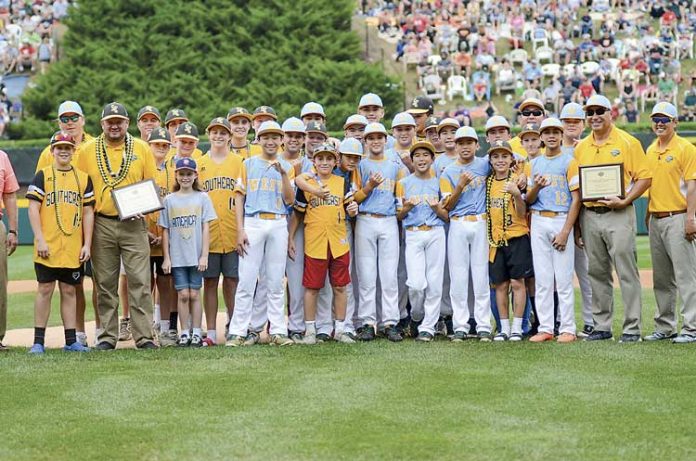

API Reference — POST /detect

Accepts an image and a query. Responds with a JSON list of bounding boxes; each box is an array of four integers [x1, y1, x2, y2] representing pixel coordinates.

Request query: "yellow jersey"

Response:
[[646, 134, 696, 213], [487, 174, 528, 261], [35, 133, 95, 172], [147, 160, 175, 257], [166, 147, 203, 162]]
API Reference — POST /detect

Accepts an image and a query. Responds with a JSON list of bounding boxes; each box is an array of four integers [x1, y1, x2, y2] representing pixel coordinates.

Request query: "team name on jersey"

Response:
[[45, 190, 81, 207], [248, 178, 283, 193], [544, 174, 568, 188], [376, 178, 396, 192], [407, 193, 438, 203], [463, 176, 485, 193], [203, 176, 237, 192], [309, 194, 341, 208], [171, 214, 198, 227], [490, 197, 506, 208]]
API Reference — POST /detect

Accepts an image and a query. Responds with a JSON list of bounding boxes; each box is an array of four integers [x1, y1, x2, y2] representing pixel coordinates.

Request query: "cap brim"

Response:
[[392, 124, 415, 129], [455, 135, 478, 140], [51, 141, 76, 147], [138, 113, 160, 121], [176, 134, 199, 140], [651, 112, 675, 118], [257, 129, 284, 137], [488, 147, 513, 155], [302, 112, 325, 118], [227, 114, 253, 121], [340, 151, 363, 157], [437, 123, 459, 132], [148, 139, 171, 144], [175, 166, 197, 171], [343, 123, 367, 129], [58, 111, 83, 117], [207, 123, 232, 133], [165, 117, 187, 125], [101, 115, 129, 121], [305, 130, 328, 135], [583, 103, 611, 110], [485, 125, 510, 132], [519, 103, 544, 111], [253, 114, 278, 121], [406, 109, 429, 114]]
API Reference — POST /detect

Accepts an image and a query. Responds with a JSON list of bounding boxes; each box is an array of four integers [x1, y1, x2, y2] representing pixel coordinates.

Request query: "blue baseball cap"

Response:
[[175, 157, 197, 171], [560, 102, 585, 120]]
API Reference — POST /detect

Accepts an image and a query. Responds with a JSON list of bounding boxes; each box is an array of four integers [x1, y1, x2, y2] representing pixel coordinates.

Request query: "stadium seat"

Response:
[[508, 48, 528, 67], [446, 74, 469, 101], [535, 46, 554, 64], [531, 29, 549, 51], [581, 61, 600, 76]]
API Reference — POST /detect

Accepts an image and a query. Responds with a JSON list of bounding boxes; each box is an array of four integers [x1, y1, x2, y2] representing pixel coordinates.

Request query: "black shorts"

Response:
[[83, 260, 93, 278], [150, 256, 166, 277], [489, 235, 534, 284], [35, 263, 83, 285]]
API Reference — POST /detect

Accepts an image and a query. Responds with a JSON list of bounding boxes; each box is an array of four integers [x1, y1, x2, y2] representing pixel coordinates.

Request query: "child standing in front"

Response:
[[159, 158, 217, 347]]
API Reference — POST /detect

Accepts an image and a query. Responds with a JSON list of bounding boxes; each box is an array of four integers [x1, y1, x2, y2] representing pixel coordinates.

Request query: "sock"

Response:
[[500, 318, 511, 336], [34, 327, 46, 346], [153, 303, 160, 321], [334, 320, 345, 336], [160, 320, 170, 332], [192, 327, 202, 338], [305, 321, 316, 335], [76, 331, 87, 341], [512, 317, 524, 335], [208, 330, 217, 342], [65, 328, 77, 346], [169, 312, 178, 330]]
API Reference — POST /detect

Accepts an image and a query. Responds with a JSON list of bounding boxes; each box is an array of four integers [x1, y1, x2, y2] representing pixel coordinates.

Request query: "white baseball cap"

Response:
[[364, 122, 388, 137], [560, 103, 585, 120], [300, 102, 325, 118], [343, 114, 368, 129], [651, 101, 678, 119], [485, 116, 511, 132], [58, 101, 84, 117], [454, 126, 478, 140], [257, 121, 284, 137], [583, 94, 612, 110], [358, 93, 383, 108], [339, 138, 364, 157], [539, 118, 564, 133], [391, 112, 416, 129], [437, 117, 460, 133], [281, 117, 306, 134]]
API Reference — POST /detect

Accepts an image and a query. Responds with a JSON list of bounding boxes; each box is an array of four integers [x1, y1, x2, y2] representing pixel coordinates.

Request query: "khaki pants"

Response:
[[0, 221, 6, 342], [580, 206, 642, 335], [92, 216, 153, 346], [649, 213, 696, 335]]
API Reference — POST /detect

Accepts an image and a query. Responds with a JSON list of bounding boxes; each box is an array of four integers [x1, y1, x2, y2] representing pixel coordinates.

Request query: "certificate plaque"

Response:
[[579, 163, 625, 202], [111, 179, 164, 220]]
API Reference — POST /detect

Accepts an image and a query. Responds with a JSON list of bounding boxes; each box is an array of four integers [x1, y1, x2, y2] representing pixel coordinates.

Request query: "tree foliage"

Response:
[[20, 0, 401, 138]]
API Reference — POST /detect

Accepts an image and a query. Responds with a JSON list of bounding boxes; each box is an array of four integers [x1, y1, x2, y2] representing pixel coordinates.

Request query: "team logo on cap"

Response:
[[111, 104, 119, 113], [144, 105, 153, 112], [525, 124, 535, 130], [173, 109, 181, 116], [494, 140, 505, 147], [215, 117, 224, 124], [157, 128, 166, 137], [184, 124, 192, 134], [411, 98, 420, 108]]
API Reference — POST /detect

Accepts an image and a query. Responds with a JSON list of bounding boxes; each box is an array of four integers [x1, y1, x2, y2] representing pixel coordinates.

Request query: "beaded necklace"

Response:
[[95, 133, 135, 188], [51, 165, 82, 236], [486, 171, 512, 248]]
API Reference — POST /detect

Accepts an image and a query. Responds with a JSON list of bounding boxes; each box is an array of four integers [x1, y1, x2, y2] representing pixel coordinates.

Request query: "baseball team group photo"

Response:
[[2, 0, 696, 460]]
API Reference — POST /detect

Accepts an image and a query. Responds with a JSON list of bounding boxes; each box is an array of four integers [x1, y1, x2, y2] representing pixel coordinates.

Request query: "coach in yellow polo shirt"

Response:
[[575, 95, 652, 343], [35, 100, 94, 172], [76, 102, 157, 350], [644, 102, 696, 344]]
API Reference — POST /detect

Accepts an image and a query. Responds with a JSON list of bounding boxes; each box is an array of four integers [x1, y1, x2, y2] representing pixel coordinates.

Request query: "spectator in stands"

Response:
[[37, 36, 51, 74], [558, 78, 579, 108], [453, 50, 472, 76], [471, 65, 491, 102], [657, 72, 677, 102], [620, 76, 638, 103], [18, 40, 35, 73], [554, 32, 575, 65], [578, 34, 594, 62], [623, 100, 640, 123], [598, 30, 616, 58], [523, 59, 542, 90], [53, 0, 70, 20]]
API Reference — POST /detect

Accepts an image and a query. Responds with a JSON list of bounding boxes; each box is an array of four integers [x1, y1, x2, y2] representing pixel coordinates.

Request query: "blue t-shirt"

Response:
[[159, 191, 217, 267]]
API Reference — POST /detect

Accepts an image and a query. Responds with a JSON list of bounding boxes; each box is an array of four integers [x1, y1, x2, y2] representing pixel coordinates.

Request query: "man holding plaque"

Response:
[[644, 102, 696, 344], [77, 102, 158, 349], [574, 95, 652, 342]]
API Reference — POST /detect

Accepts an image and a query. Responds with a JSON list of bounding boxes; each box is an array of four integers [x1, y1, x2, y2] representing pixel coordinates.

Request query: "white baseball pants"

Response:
[[405, 227, 446, 334]]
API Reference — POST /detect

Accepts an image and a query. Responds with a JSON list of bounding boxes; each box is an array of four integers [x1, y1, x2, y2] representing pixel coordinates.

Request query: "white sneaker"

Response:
[[300, 333, 317, 345], [336, 332, 356, 344], [76, 332, 88, 347]]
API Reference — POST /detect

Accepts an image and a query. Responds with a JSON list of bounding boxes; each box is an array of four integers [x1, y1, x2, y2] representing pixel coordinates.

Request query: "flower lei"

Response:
[[486, 171, 511, 248], [52, 165, 82, 236], [95, 133, 135, 188]]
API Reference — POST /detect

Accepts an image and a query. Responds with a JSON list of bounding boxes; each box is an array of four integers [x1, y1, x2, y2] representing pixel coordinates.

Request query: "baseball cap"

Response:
[[300, 102, 325, 118], [305, 121, 327, 135], [339, 138, 364, 157], [437, 117, 460, 133], [164, 108, 188, 126], [560, 103, 585, 120], [147, 127, 171, 144], [358, 93, 383, 108], [583, 94, 612, 110], [425, 116, 442, 131], [227, 107, 252, 121], [206, 117, 232, 134], [175, 122, 199, 140], [281, 117, 306, 134], [175, 157, 197, 171], [651, 101, 678, 119], [50, 131, 76, 147], [488, 140, 514, 155], [519, 123, 541, 137], [539, 118, 564, 133], [253, 106, 277, 120], [58, 101, 83, 117], [313, 142, 339, 160], [256, 120, 284, 137], [409, 140, 436, 157], [519, 98, 545, 112], [137, 105, 161, 121], [101, 102, 129, 121], [391, 112, 416, 129], [407, 96, 434, 115], [343, 114, 368, 129], [454, 126, 478, 141], [364, 122, 388, 137], [485, 116, 511, 132]]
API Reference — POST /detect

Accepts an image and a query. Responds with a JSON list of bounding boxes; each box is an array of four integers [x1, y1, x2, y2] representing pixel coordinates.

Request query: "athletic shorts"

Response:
[[202, 252, 239, 279], [489, 235, 534, 285], [150, 256, 166, 277], [35, 263, 83, 285], [303, 248, 350, 290], [172, 266, 203, 291]]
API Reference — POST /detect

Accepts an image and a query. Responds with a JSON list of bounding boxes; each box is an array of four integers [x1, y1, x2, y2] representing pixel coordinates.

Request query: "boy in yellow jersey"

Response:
[[227, 107, 254, 159], [26, 132, 95, 354], [486, 140, 533, 342], [35, 101, 94, 172], [289, 143, 358, 344], [198, 117, 244, 345], [136, 105, 161, 141], [164, 109, 203, 160]]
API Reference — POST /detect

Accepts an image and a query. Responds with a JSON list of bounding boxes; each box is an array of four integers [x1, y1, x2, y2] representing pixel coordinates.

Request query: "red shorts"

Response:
[[302, 247, 351, 290]]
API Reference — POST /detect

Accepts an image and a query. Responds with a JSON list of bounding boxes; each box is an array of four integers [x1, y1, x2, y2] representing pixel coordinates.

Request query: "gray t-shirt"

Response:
[[158, 191, 217, 267]]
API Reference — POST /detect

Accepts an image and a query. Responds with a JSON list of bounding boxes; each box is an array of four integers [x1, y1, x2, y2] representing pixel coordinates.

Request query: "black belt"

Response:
[[96, 213, 119, 220]]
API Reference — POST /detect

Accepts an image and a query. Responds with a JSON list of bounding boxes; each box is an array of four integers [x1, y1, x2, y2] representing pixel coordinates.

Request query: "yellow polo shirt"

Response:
[[646, 134, 696, 213], [35, 133, 95, 172]]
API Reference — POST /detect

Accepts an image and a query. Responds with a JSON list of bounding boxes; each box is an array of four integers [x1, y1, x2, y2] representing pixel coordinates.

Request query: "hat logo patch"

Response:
[[184, 124, 192, 133], [110, 104, 119, 113], [412, 98, 419, 108]]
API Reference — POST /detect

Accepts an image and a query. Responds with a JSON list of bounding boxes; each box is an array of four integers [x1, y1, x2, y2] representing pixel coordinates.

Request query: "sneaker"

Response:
[[672, 334, 696, 344], [619, 334, 642, 343], [316, 333, 331, 343], [118, 318, 132, 341], [344, 331, 357, 341], [416, 331, 434, 342], [225, 335, 245, 347], [95, 341, 116, 350], [76, 332, 88, 347], [478, 331, 492, 342], [178, 335, 191, 347], [202, 337, 216, 347], [336, 332, 356, 344], [644, 331, 677, 341], [289, 331, 304, 343], [509, 333, 523, 342], [137, 341, 158, 350], [529, 332, 554, 343], [584, 330, 613, 341], [466, 317, 477, 337], [386, 325, 403, 342], [300, 332, 317, 345], [64, 342, 90, 352], [435, 317, 447, 336], [396, 317, 410, 336], [557, 333, 577, 343], [577, 324, 595, 338], [159, 330, 178, 347], [450, 331, 468, 342], [190, 334, 203, 347], [357, 325, 375, 341], [375, 327, 387, 338], [29, 343, 45, 355], [224, 322, 230, 338], [493, 332, 508, 342], [244, 332, 260, 346], [407, 319, 421, 338], [269, 334, 294, 346]]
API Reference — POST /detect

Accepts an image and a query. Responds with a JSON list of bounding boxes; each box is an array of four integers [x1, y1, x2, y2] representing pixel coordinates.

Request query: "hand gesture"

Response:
[[457, 171, 474, 188], [270, 161, 286, 176], [346, 200, 359, 217], [313, 184, 330, 199], [367, 172, 385, 188], [403, 196, 419, 211], [237, 230, 250, 257], [533, 174, 551, 188], [504, 180, 522, 197]]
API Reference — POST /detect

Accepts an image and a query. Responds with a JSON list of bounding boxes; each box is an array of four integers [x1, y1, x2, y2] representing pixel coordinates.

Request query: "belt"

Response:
[[531, 210, 567, 217], [96, 213, 119, 220], [405, 225, 433, 232], [359, 212, 388, 218], [246, 213, 285, 220], [585, 206, 613, 214], [652, 210, 686, 219], [451, 213, 487, 222]]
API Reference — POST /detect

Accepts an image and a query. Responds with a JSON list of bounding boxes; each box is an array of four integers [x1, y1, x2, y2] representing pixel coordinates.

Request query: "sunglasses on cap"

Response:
[[59, 114, 81, 123], [585, 108, 608, 117], [651, 116, 672, 124], [521, 110, 543, 117]]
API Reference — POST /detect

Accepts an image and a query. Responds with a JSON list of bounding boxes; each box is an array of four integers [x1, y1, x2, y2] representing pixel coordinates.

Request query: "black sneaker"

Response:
[[408, 319, 421, 338], [386, 325, 403, 342], [289, 331, 304, 343], [396, 317, 410, 335], [585, 330, 613, 341], [415, 331, 434, 342], [578, 324, 595, 338], [451, 331, 468, 342], [137, 341, 158, 350], [357, 325, 375, 341], [316, 333, 331, 343], [466, 317, 477, 337], [619, 333, 642, 343], [445, 316, 454, 336], [95, 341, 116, 350]]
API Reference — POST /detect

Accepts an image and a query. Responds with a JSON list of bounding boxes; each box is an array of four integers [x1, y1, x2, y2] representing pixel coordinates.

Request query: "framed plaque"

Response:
[[111, 179, 164, 220], [579, 163, 625, 202]]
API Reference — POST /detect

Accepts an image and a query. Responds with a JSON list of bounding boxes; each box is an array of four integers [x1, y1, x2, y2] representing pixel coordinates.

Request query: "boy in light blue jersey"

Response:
[[396, 141, 449, 341], [357, 93, 396, 150], [526, 118, 581, 343], [432, 118, 460, 177], [440, 126, 493, 341], [385, 112, 416, 173]]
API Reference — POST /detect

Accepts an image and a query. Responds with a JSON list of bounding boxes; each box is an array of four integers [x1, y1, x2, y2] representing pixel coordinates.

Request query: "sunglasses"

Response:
[[59, 114, 81, 123], [651, 116, 672, 124], [521, 110, 543, 117], [585, 108, 608, 117]]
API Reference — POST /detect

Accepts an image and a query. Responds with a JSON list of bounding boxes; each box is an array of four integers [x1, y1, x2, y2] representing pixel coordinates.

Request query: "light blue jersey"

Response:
[[359, 156, 406, 216], [439, 156, 490, 217], [560, 145, 575, 157], [396, 175, 445, 228], [386, 134, 396, 150], [384, 147, 409, 170], [433, 152, 458, 178], [237, 156, 295, 216], [529, 153, 578, 212]]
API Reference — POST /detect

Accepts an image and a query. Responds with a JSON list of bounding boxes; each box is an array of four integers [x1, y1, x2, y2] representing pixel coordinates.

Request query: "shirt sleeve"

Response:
[[140, 141, 157, 181], [158, 199, 169, 229], [294, 184, 308, 213], [26, 170, 45, 202], [234, 161, 247, 195], [83, 176, 95, 206], [627, 137, 651, 181], [0, 151, 19, 194], [439, 172, 453, 197], [567, 158, 580, 191]]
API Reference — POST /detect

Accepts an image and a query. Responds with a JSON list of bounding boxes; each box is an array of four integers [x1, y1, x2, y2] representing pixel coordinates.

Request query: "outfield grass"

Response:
[[8, 245, 35, 281]]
